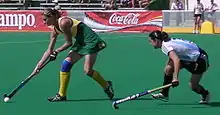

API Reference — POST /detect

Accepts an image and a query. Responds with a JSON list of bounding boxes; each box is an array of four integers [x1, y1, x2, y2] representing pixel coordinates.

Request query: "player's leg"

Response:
[[193, 15, 198, 33], [161, 59, 174, 97], [48, 51, 83, 102], [197, 15, 202, 33], [84, 53, 114, 99], [189, 74, 210, 104], [188, 53, 210, 104], [151, 59, 174, 101]]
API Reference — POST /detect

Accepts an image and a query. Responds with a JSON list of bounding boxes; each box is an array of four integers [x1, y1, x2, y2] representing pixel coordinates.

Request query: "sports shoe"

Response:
[[193, 30, 196, 34], [199, 91, 210, 104], [104, 81, 114, 100], [151, 93, 169, 102], [48, 93, 67, 102]]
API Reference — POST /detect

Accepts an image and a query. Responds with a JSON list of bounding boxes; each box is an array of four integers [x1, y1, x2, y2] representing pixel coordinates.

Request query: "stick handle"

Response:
[[148, 84, 172, 93]]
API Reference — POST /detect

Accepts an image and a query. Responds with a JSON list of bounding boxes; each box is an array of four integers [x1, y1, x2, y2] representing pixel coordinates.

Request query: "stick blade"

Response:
[[112, 102, 119, 110]]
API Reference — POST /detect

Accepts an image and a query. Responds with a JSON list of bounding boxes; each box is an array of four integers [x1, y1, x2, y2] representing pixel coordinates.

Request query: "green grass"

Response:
[[0, 33, 219, 115]]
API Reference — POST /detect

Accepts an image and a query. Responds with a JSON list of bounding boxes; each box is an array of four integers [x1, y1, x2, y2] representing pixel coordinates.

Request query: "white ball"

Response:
[[4, 97, 10, 102]]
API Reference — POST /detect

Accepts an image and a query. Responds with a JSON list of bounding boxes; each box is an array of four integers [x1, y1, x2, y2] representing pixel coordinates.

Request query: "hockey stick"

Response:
[[112, 84, 172, 109], [3, 59, 51, 102]]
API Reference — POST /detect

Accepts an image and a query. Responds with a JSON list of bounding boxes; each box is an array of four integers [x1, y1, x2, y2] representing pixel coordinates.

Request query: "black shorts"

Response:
[[181, 48, 209, 74], [194, 14, 202, 18]]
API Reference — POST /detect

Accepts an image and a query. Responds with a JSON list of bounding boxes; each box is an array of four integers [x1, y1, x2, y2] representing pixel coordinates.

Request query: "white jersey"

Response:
[[206, 3, 218, 13], [161, 38, 200, 62], [194, 3, 204, 14]]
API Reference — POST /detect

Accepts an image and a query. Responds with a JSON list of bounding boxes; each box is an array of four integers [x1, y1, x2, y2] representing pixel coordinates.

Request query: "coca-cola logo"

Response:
[[0, 13, 36, 29], [109, 13, 139, 25]]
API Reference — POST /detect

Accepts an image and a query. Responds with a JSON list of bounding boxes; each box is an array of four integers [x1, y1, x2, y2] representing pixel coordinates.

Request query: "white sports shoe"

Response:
[[193, 30, 196, 34], [199, 92, 210, 104], [151, 93, 169, 102]]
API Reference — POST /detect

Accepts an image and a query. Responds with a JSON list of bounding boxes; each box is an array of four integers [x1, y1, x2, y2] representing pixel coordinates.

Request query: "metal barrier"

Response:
[[162, 10, 220, 27]]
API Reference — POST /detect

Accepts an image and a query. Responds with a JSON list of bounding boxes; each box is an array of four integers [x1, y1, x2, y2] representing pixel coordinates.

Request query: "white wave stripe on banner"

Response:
[[84, 17, 121, 30], [91, 23, 161, 32], [142, 19, 163, 27]]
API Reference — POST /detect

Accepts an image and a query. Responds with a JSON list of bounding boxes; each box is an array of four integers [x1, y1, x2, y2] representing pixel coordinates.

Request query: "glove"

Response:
[[50, 51, 58, 61], [172, 79, 179, 87]]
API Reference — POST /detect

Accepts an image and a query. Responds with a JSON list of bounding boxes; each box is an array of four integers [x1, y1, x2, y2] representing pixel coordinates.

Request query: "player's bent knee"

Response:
[[189, 82, 193, 88], [164, 65, 173, 76], [61, 60, 73, 72], [84, 68, 93, 76]]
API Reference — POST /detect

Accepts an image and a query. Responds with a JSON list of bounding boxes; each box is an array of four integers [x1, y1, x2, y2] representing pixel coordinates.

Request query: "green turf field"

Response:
[[0, 33, 220, 115]]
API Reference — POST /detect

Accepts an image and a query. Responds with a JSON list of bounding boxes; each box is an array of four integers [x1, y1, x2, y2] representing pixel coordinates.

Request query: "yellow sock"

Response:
[[58, 72, 70, 97], [91, 70, 108, 89]]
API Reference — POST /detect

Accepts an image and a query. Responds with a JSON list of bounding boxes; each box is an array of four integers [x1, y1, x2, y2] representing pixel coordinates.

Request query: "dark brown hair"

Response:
[[149, 30, 169, 41]]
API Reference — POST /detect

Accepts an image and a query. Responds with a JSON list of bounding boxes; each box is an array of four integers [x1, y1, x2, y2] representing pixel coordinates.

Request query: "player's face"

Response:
[[149, 38, 161, 49], [42, 15, 55, 26]]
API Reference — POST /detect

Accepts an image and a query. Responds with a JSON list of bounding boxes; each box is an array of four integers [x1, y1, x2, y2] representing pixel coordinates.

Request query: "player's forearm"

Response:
[[38, 50, 51, 66], [56, 42, 73, 53], [173, 59, 181, 80]]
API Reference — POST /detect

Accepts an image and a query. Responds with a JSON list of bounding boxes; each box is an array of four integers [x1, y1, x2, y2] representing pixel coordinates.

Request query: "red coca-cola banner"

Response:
[[0, 10, 67, 32], [84, 11, 163, 32]]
